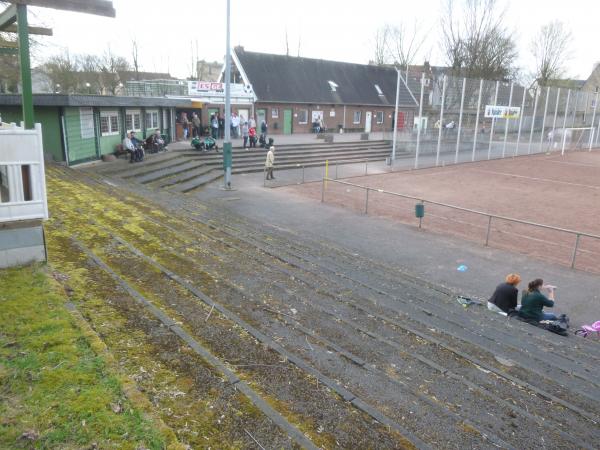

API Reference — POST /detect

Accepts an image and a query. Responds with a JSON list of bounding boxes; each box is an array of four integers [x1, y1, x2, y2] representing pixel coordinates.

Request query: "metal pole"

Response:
[[538, 86, 551, 153], [415, 73, 425, 169], [365, 159, 368, 175], [321, 177, 325, 202], [392, 68, 401, 160], [364, 188, 369, 214], [485, 216, 492, 246], [572, 91, 579, 127], [454, 77, 466, 164], [472, 79, 483, 161], [515, 85, 527, 156], [570, 234, 580, 269], [589, 92, 599, 151], [302, 165, 305, 183], [560, 89, 571, 155], [222, 0, 232, 189], [528, 87, 540, 154], [487, 80, 500, 160], [550, 88, 561, 152], [17, 4, 34, 129], [435, 75, 447, 166], [335, 163, 338, 179], [502, 82, 514, 158]]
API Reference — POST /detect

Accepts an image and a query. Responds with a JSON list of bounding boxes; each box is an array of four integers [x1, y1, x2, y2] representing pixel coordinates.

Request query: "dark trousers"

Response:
[[249, 137, 256, 148], [243, 136, 248, 148], [192, 126, 201, 137], [266, 167, 274, 179], [212, 127, 218, 139]]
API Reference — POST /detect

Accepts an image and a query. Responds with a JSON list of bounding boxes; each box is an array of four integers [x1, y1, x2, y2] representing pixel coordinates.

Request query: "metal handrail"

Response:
[[321, 177, 600, 269]]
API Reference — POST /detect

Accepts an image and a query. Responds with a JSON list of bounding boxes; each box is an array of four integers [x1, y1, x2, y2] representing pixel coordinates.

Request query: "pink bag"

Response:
[[575, 321, 600, 338]]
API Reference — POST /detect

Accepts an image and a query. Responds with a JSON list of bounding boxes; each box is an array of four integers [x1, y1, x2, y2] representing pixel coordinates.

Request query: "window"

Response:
[[79, 108, 95, 139], [376, 111, 384, 124], [298, 109, 308, 124], [145, 110, 159, 129], [271, 108, 279, 119], [353, 111, 362, 124], [328, 80, 338, 92], [125, 110, 141, 132], [374, 84, 384, 96], [100, 111, 119, 136]]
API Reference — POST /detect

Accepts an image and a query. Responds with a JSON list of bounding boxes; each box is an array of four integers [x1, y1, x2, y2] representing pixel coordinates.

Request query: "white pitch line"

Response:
[[470, 169, 600, 190], [543, 159, 600, 169]]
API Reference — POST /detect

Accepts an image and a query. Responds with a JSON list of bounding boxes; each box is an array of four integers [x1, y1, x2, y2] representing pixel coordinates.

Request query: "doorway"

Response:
[[365, 111, 372, 133], [283, 109, 293, 134]]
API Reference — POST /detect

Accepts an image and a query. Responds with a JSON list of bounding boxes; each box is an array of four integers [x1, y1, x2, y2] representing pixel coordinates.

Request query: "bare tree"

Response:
[[41, 51, 79, 93], [531, 21, 572, 86], [132, 37, 140, 80], [441, 0, 517, 80], [0, 33, 20, 93], [371, 23, 425, 69], [372, 25, 391, 65], [387, 22, 426, 69]]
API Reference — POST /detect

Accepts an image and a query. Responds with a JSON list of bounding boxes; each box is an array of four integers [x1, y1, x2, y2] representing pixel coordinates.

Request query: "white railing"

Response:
[[0, 122, 48, 223]]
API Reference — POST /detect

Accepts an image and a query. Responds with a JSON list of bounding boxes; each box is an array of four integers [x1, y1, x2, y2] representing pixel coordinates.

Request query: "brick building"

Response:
[[229, 47, 418, 135]]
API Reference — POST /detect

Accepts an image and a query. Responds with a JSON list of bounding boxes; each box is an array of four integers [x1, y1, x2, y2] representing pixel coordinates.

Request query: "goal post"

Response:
[[549, 127, 597, 155]]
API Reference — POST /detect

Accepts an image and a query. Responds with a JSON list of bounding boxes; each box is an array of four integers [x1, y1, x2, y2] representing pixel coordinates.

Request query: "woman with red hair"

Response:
[[488, 273, 522, 315]]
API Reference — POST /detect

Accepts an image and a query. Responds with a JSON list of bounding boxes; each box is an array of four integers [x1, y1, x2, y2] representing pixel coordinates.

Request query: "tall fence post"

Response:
[[485, 216, 493, 246], [550, 88, 561, 152], [561, 89, 571, 156], [472, 79, 484, 162], [515, 85, 527, 156], [365, 159, 368, 175], [502, 82, 514, 158], [435, 75, 447, 167], [527, 87, 539, 155], [590, 91, 599, 151], [487, 80, 500, 160], [572, 91, 579, 127], [538, 86, 551, 153], [364, 188, 369, 215], [302, 165, 305, 183], [570, 234, 581, 269], [455, 77, 466, 164], [415, 73, 426, 169]]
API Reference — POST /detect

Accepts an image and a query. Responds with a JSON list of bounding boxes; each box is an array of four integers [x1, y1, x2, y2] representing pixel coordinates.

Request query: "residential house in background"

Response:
[[227, 47, 418, 135]]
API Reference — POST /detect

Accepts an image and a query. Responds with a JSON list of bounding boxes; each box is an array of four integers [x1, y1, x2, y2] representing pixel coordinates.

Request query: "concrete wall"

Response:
[[0, 222, 46, 268]]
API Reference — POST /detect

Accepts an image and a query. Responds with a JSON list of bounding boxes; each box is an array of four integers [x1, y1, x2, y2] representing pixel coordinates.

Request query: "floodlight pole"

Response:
[[391, 66, 401, 161], [222, 0, 232, 189]]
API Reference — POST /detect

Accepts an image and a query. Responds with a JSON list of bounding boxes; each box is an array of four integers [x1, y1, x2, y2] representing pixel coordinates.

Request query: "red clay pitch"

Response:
[[284, 151, 600, 273]]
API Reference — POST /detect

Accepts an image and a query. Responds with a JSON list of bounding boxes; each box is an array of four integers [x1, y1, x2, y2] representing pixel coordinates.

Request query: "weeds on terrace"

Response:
[[0, 265, 165, 449]]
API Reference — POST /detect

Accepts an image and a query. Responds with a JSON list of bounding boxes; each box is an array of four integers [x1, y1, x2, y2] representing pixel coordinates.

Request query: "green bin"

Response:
[[415, 203, 425, 218]]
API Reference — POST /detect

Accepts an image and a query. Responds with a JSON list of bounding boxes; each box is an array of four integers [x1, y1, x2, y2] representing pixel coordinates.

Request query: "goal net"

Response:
[[547, 127, 597, 154]]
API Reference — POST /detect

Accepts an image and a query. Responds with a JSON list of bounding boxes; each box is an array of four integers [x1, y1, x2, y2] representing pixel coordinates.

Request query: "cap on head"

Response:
[[269, 146, 275, 151]]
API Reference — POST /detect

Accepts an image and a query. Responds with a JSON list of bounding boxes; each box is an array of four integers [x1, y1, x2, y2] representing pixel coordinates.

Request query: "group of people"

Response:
[[122, 129, 167, 163], [179, 111, 269, 149], [488, 274, 567, 328]]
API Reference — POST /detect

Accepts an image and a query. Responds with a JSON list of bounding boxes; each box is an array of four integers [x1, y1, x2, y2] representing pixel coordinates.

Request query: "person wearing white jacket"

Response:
[[265, 146, 275, 180]]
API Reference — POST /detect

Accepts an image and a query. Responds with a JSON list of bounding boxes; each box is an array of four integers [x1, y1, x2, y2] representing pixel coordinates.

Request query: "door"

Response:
[[365, 111, 372, 133], [283, 109, 293, 134], [237, 108, 249, 125], [256, 108, 266, 128], [397, 112, 405, 130]]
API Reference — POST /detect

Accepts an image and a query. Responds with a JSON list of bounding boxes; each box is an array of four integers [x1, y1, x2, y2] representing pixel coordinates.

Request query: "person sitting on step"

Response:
[[519, 279, 559, 322], [488, 273, 521, 315]]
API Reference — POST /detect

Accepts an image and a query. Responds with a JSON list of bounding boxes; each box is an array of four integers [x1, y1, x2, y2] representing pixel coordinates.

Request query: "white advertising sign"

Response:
[[484, 105, 521, 119], [188, 81, 254, 97]]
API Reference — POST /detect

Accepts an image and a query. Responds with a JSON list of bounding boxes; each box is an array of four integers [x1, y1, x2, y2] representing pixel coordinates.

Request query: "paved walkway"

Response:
[[190, 168, 600, 328]]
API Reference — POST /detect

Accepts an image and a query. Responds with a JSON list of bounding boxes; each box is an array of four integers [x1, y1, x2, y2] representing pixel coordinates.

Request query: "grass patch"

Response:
[[0, 264, 166, 449]]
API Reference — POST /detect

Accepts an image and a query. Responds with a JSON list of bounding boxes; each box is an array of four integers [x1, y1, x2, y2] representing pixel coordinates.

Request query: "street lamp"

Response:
[[391, 65, 401, 162], [55, 83, 60, 93], [85, 82, 91, 94]]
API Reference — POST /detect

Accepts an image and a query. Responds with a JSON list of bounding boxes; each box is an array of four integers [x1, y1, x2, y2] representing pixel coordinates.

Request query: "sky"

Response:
[[25, 0, 600, 81]]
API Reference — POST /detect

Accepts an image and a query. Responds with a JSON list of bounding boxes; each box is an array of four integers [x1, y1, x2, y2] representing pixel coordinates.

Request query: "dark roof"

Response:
[[0, 94, 190, 108], [235, 49, 417, 107]]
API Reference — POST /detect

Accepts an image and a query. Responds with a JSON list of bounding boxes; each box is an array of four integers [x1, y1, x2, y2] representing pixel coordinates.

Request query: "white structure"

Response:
[[0, 122, 48, 268]]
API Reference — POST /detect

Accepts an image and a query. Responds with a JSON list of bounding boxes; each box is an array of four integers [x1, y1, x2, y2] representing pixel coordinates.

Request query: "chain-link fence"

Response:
[[395, 74, 600, 170]]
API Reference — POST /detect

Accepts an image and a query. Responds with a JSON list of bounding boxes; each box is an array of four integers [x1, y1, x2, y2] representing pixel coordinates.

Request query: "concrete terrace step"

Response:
[[134, 160, 209, 184], [156, 165, 218, 188], [168, 169, 224, 193]]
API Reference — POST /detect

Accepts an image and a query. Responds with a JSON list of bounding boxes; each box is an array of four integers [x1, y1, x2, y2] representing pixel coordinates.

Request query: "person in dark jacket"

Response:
[[488, 273, 521, 314], [519, 279, 558, 322]]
